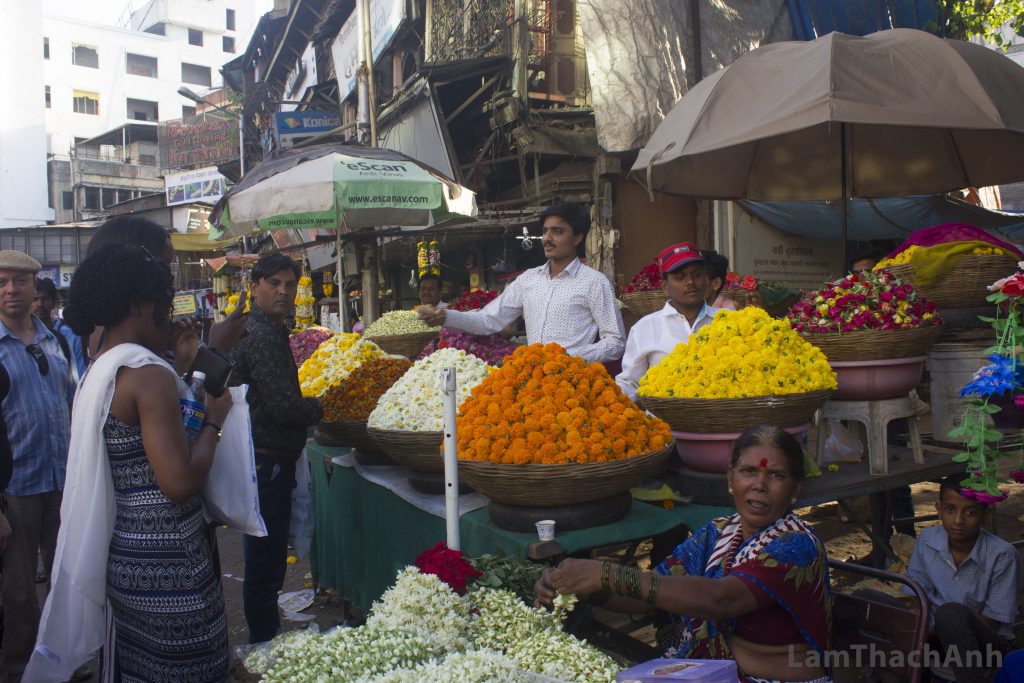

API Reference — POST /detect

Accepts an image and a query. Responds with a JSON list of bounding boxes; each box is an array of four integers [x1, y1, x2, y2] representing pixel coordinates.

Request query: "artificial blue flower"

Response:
[[960, 354, 1022, 398]]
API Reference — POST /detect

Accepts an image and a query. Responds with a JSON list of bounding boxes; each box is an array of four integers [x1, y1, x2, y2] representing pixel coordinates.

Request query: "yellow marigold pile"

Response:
[[298, 332, 385, 398], [638, 307, 836, 399], [457, 343, 671, 465]]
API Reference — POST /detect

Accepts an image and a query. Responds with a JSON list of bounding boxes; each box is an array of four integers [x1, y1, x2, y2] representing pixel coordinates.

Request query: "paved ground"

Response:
[[34, 527, 347, 683]]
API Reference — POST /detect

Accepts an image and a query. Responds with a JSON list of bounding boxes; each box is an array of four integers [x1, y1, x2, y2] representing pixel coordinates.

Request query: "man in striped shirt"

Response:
[[0, 251, 73, 681]]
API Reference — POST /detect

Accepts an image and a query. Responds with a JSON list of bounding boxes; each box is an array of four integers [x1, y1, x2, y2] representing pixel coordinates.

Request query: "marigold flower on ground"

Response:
[[457, 343, 671, 464]]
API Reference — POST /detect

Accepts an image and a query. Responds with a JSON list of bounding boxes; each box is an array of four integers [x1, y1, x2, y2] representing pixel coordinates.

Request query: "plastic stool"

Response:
[[815, 396, 924, 475]]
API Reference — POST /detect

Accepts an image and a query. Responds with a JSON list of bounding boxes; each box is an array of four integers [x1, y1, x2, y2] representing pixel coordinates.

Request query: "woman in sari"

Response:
[[536, 424, 832, 683]]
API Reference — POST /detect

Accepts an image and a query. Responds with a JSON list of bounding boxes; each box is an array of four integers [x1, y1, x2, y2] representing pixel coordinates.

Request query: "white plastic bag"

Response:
[[823, 419, 864, 463], [201, 385, 267, 536], [289, 448, 314, 558]]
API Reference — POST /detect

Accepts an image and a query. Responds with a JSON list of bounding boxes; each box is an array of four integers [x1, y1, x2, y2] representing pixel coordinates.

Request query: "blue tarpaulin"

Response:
[[738, 195, 1024, 242], [785, 0, 941, 40]]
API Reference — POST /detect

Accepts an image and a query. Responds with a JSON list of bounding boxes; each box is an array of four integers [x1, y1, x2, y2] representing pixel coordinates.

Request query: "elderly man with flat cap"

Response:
[[615, 243, 723, 401], [0, 251, 75, 682]]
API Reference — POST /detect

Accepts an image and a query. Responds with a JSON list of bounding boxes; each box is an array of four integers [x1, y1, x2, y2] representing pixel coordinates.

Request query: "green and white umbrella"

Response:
[[208, 143, 476, 239]]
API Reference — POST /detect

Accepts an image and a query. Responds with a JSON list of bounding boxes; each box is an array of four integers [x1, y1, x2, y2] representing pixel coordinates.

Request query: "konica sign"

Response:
[[275, 110, 341, 146]]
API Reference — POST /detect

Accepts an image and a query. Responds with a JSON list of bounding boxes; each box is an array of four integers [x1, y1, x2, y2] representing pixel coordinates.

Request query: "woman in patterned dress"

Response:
[[61, 244, 233, 682], [536, 425, 832, 683]]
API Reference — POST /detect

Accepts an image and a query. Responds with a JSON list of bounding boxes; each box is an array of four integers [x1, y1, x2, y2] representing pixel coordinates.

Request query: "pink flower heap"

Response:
[[788, 269, 941, 333], [290, 326, 335, 367], [417, 289, 519, 364]]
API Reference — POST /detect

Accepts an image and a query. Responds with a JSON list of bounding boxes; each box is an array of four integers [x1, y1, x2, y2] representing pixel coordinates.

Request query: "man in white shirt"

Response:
[[616, 243, 722, 401], [418, 203, 625, 362]]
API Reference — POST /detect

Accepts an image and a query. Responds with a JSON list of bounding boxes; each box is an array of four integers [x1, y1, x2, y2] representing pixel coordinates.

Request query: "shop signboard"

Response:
[[59, 265, 76, 289], [331, 0, 406, 102], [731, 207, 843, 290], [275, 110, 341, 147], [159, 113, 238, 169], [173, 292, 199, 317], [165, 167, 227, 207]]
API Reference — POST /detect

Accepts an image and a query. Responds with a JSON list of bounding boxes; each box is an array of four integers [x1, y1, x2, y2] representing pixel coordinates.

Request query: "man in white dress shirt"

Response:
[[417, 274, 448, 309], [418, 203, 625, 362], [616, 242, 723, 401]]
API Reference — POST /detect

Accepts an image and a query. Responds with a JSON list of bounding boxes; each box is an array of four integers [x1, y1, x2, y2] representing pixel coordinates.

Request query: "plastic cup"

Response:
[[535, 519, 556, 541]]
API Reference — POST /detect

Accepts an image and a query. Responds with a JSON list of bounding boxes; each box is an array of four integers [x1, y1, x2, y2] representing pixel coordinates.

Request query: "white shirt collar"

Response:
[[544, 257, 581, 279], [657, 300, 711, 322]]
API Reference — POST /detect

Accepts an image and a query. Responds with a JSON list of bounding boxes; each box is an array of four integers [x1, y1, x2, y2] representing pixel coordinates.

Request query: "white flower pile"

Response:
[[248, 567, 619, 683], [367, 348, 492, 431], [363, 310, 440, 337], [366, 567, 470, 653]]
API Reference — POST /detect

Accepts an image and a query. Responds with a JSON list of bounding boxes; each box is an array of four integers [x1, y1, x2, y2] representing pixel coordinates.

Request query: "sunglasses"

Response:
[[26, 344, 49, 376]]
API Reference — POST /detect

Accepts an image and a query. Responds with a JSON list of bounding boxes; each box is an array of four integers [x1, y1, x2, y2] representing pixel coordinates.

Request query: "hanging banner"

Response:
[[275, 110, 342, 147], [165, 167, 228, 206], [159, 113, 238, 169], [330, 0, 406, 102]]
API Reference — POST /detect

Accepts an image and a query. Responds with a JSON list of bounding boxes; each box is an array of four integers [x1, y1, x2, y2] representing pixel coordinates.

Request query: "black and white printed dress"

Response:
[[103, 414, 228, 682]]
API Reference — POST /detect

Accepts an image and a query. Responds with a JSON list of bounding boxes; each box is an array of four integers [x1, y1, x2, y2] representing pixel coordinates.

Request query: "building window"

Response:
[[72, 44, 99, 68], [61, 191, 73, 210], [181, 63, 212, 87], [45, 85, 51, 108], [138, 153, 157, 166], [223, 36, 235, 53], [43, 37, 49, 59], [28, 235, 45, 262], [125, 53, 158, 78], [182, 105, 196, 118], [83, 188, 100, 210], [126, 98, 159, 121], [188, 28, 203, 46], [61, 236, 77, 264], [72, 91, 99, 115], [226, 8, 235, 30], [101, 188, 117, 208]]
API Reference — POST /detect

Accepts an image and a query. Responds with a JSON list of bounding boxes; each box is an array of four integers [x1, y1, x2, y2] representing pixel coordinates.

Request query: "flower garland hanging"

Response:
[[322, 270, 334, 297], [418, 240, 441, 278], [294, 275, 316, 328], [951, 264, 1024, 504]]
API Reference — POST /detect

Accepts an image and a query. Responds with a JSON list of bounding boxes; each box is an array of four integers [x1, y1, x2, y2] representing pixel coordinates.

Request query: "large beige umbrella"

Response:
[[634, 28, 1024, 241]]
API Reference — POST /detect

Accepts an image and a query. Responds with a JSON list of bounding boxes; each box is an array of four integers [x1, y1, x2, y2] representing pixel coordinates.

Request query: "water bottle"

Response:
[[181, 370, 207, 443]]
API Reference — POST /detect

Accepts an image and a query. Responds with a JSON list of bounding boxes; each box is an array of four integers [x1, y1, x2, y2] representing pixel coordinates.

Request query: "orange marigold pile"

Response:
[[321, 357, 412, 422], [456, 343, 672, 465]]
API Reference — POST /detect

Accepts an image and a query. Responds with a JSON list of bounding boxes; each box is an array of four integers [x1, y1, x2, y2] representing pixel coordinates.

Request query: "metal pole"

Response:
[[238, 115, 246, 177], [360, 0, 378, 146], [441, 366, 460, 550], [840, 123, 848, 271]]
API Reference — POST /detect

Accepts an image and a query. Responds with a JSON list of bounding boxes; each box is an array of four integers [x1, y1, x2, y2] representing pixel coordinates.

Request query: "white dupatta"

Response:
[[25, 343, 178, 682]]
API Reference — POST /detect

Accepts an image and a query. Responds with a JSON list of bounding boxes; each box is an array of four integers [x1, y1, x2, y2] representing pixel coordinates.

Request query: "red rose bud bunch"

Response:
[[451, 290, 499, 312], [413, 541, 482, 595], [622, 262, 661, 294], [725, 272, 758, 292], [788, 269, 941, 333], [990, 271, 1024, 297]]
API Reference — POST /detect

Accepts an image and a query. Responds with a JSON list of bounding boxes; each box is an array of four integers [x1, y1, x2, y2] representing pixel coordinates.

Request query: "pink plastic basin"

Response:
[[830, 355, 927, 401], [672, 423, 811, 474]]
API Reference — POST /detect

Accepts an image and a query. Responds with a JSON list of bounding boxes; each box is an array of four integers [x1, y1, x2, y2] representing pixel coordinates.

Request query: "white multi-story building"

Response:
[[43, 0, 264, 157], [0, 0, 267, 229]]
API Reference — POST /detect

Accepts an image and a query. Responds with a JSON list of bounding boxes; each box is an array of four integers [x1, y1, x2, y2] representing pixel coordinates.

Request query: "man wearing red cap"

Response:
[[616, 243, 722, 401]]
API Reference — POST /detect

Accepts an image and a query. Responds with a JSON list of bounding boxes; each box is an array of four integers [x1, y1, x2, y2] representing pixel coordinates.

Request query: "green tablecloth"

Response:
[[308, 441, 730, 610]]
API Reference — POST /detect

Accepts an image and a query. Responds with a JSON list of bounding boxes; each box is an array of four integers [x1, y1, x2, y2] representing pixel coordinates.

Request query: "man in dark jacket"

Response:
[[231, 253, 322, 643]]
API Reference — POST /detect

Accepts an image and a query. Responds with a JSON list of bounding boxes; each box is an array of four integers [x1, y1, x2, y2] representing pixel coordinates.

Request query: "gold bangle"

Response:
[[646, 571, 660, 605]]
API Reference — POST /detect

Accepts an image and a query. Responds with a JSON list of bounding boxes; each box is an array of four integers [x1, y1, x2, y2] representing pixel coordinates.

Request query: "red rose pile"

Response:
[[622, 262, 661, 294], [413, 541, 482, 595], [451, 290, 499, 311], [725, 272, 759, 292]]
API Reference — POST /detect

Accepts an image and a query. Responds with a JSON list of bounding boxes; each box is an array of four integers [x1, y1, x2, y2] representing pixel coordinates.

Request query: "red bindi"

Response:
[[758, 457, 768, 468]]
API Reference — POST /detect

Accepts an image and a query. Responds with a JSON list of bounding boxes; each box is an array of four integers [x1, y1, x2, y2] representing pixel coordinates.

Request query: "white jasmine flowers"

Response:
[[366, 567, 470, 654], [367, 348, 492, 431], [364, 310, 440, 337]]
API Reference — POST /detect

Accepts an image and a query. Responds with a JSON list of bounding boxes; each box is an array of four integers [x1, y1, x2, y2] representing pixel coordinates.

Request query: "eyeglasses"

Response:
[[26, 344, 49, 376]]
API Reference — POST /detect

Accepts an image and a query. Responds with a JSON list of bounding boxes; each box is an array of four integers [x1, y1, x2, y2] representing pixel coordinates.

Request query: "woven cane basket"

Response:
[[638, 390, 833, 434], [458, 444, 674, 506], [800, 324, 944, 362], [887, 254, 1017, 309], [365, 331, 438, 359], [621, 291, 666, 316], [366, 427, 444, 473], [315, 420, 380, 452]]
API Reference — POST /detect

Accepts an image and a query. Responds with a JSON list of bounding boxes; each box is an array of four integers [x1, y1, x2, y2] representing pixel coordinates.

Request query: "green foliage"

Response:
[[931, 0, 1024, 48], [468, 550, 544, 605]]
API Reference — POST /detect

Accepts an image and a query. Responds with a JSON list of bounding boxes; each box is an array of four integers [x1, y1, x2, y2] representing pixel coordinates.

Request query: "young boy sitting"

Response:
[[906, 474, 1020, 683]]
